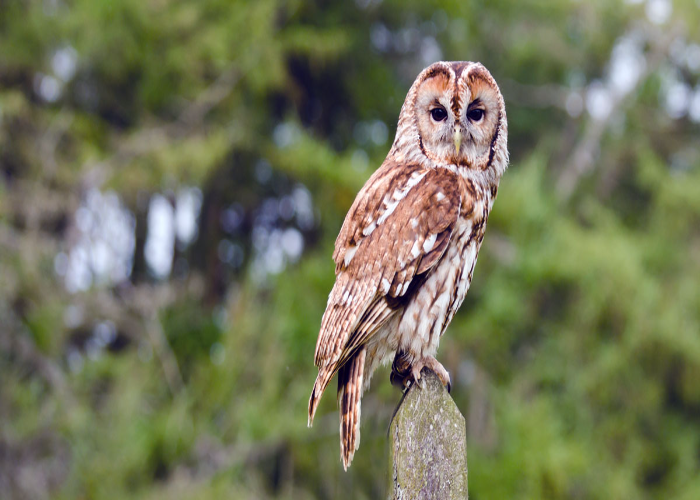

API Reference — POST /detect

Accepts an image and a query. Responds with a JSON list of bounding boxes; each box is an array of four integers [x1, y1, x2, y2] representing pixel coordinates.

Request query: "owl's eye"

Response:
[[430, 107, 448, 122], [467, 108, 484, 122]]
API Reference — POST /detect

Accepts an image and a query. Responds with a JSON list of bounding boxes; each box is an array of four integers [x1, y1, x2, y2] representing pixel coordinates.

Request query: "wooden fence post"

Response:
[[389, 368, 468, 499]]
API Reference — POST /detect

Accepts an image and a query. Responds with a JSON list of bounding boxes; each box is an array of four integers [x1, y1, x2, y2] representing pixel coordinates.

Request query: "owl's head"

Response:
[[392, 61, 508, 179]]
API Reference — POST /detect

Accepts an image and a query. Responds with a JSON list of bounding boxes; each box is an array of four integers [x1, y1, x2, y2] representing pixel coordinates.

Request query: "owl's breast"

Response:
[[395, 192, 491, 358]]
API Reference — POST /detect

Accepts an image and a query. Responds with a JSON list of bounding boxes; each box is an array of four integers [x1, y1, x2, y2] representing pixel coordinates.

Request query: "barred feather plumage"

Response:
[[308, 61, 509, 469]]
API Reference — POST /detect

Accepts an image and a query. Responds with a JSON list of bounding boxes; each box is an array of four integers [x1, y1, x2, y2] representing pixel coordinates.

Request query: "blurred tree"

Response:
[[1, 0, 700, 499]]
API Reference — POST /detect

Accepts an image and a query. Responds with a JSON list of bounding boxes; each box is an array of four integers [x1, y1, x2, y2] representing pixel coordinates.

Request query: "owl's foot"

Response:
[[390, 350, 413, 392], [390, 352, 451, 392], [410, 356, 451, 393]]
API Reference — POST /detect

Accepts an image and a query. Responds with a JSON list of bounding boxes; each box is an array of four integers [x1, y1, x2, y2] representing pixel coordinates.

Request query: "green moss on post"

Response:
[[389, 368, 468, 499]]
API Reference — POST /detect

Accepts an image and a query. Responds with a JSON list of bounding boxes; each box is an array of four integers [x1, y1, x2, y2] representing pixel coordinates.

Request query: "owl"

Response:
[[307, 61, 508, 470]]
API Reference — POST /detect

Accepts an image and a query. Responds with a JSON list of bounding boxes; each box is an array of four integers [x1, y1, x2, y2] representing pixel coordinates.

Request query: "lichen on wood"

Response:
[[389, 368, 468, 499]]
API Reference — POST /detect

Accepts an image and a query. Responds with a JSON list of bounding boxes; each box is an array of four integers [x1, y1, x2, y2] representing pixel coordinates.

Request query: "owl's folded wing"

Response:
[[313, 163, 468, 373]]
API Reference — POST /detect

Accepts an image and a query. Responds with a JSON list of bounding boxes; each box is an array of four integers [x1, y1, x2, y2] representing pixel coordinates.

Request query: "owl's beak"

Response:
[[453, 129, 462, 154]]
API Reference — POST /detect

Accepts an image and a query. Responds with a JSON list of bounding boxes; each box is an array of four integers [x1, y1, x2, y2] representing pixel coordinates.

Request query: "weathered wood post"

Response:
[[389, 368, 468, 499]]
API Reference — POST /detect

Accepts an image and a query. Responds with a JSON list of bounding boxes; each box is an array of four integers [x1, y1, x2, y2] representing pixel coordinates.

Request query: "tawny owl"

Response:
[[308, 61, 508, 470]]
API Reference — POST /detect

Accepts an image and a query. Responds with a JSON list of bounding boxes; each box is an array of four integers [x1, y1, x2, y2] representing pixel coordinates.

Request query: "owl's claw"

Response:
[[411, 365, 426, 390], [391, 353, 451, 392], [410, 355, 451, 392]]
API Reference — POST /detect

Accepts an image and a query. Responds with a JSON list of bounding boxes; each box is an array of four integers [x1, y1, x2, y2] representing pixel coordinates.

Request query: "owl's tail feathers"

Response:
[[337, 347, 367, 471], [308, 348, 367, 470]]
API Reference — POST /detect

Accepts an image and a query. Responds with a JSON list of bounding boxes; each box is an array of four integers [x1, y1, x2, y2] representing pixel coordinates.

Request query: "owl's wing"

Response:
[[313, 162, 466, 374]]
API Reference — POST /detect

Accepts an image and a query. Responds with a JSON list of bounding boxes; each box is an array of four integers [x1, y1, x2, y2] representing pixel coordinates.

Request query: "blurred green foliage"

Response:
[[1, 0, 700, 499]]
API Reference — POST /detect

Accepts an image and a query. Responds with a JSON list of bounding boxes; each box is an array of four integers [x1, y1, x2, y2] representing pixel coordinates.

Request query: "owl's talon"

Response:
[[410, 355, 451, 391], [411, 365, 423, 388]]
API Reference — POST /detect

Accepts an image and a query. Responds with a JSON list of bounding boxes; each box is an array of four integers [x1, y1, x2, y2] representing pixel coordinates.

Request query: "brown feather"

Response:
[[337, 347, 366, 470], [310, 166, 462, 389]]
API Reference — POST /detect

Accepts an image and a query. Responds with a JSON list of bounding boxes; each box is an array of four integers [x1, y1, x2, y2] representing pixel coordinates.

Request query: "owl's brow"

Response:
[[469, 98, 483, 108], [467, 65, 493, 86], [422, 66, 451, 82]]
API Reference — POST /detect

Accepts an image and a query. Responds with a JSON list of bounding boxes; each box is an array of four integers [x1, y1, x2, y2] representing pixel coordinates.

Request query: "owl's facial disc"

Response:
[[413, 71, 458, 163], [456, 69, 502, 169], [411, 62, 503, 170]]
